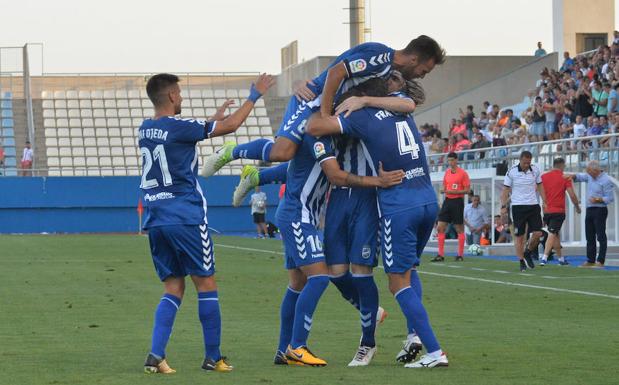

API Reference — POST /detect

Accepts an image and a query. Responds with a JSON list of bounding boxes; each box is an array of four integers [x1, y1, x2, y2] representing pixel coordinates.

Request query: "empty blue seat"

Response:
[[2, 128, 14, 137], [4, 138, 15, 146], [0, 101, 11, 109], [1, 118, 13, 128], [1, 110, 13, 118], [5, 157, 16, 167], [2, 92, 12, 99], [5, 147, 16, 157]]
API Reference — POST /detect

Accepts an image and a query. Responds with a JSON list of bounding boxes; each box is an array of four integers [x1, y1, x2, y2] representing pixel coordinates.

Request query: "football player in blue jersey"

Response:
[[201, 35, 445, 178], [306, 78, 449, 369], [140, 72, 274, 374], [273, 113, 406, 367]]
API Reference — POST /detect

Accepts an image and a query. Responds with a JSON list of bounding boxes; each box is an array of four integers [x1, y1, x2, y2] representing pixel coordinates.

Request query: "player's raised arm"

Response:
[[321, 159, 404, 188], [335, 95, 416, 118], [320, 62, 349, 117], [210, 73, 275, 137]]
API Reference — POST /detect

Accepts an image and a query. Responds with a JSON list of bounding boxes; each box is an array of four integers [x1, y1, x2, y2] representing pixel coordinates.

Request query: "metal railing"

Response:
[[427, 133, 619, 176]]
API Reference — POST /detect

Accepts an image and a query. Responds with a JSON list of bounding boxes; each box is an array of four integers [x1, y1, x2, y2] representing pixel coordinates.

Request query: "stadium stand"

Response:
[[40, 85, 274, 176], [0, 92, 18, 176]]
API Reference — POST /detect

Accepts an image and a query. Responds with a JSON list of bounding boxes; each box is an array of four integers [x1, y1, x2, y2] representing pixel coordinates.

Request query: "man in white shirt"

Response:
[[501, 151, 547, 272], [20, 141, 33, 176], [250, 186, 268, 238]]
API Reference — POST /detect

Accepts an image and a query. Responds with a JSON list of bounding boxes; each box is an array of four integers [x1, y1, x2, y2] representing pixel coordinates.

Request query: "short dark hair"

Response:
[[334, 78, 388, 111], [403, 35, 446, 65], [447, 152, 458, 159], [553, 157, 565, 167], [146, 73, 180, 107], [520, 150, 533, 159]]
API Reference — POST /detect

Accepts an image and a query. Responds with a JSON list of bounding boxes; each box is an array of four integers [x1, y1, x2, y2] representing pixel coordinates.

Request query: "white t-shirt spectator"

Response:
[[22, 147, 33, 162], [250, 192, 267, 215], [573, 123, 587, 138]]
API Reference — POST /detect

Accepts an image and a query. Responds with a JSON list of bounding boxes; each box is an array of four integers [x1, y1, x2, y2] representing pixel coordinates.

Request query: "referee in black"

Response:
[[500, 151, 547, 271]]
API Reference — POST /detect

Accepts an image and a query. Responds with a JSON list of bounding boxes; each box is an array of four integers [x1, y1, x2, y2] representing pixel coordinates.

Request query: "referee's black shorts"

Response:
[[253, 212, 266, 224], [543, 213, 566, 234], [438, 197, 464, 225], [512, 204, 543, 236]]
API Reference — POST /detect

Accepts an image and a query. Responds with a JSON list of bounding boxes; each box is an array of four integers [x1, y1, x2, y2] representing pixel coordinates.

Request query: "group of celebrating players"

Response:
[[138, 35, 449, 374]]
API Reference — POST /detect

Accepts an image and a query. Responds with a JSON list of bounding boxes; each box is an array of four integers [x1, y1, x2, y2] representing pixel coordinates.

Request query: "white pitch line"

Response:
[[418, 271, 619, 300], [217, 243, 619, 300]]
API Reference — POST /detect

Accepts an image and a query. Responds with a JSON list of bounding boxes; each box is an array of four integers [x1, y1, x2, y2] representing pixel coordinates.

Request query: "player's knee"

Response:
[[191, 275, 217, 292], [308, 274, 330, 290], [350, 264, 372, 275], [269, 140, 295, 162], [387, 273, 408, 295], [328, 264, 349, 277], [163, 277, 186, 298]]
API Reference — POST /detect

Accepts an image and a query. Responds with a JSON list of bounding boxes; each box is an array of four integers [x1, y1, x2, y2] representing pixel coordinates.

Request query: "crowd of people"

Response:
[[420, 42, 619, 160]]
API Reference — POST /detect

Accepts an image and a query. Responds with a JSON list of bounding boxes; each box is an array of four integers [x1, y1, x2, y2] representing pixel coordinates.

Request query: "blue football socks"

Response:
[[330, 271, 360, 310], [198, 291, 222, 361], [290, 275, 329, 349], [352, 274, 379, 347], [259, 162, 289, 185], [232, 138, 273, 161], [394, 286, 440, 354], [277, 286, 301, 353], [150, 293, 181, 359]]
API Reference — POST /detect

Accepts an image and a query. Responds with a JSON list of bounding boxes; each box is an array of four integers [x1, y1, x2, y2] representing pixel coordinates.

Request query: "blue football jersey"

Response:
[[312, 42, 395, 102], [276, 135, 335, 226], [138, 116, 216, 228], [335, 135, 373, 177], [337, 109, 437, 216]]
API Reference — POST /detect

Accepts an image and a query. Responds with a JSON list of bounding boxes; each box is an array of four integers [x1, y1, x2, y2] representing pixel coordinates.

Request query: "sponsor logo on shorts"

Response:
[[362, 246, 371, 259], [349, 59, 367, 74], [313, 142, 326, 158]]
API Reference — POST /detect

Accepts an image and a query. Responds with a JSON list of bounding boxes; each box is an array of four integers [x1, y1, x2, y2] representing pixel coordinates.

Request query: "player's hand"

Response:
[[575, 205, 581, 214], [211, 99, 235, 120], [377, 161, 405, 188], [334, 96, 366, 117], [293, 79, 316, 102], [254, 73, 276, 96], [501, 207, 508, 215]]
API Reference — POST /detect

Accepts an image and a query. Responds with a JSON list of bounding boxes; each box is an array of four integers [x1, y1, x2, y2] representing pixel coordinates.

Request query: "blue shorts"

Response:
[[545, 121, 556, 135], [381, 203, 438, 274], [147, 224, 215, 281], [324, 188, 379, 267], [275, 88, 320, 145], [531, 121, 545, 136], [279, 220, 325, 269]]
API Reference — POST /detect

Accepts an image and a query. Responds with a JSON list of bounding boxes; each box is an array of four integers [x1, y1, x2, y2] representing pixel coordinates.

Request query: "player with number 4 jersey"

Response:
[[139, 73, 274, 374], [307, 77, 449, 369]]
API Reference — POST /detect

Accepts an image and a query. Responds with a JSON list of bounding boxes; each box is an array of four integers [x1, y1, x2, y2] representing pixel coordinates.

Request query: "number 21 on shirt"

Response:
[[396, 121, 420, 159], [140, 145, 172, 189]]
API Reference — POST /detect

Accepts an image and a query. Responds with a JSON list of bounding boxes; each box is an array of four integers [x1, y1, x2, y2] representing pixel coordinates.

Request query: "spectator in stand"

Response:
[[454, 133, 471, 153], [560, 52, 575, 72], [534, 42, 547, 57], [460, 105, 475, 138], [20, 141, 33, 177], [451, 118, 467, 137], [590, 80, 608, 117], [477, 111, 489, 130], [587, 117, 603, 136], [250, 186, 268, 238], [422, 133, 433, 157], [471, 131, 491, 159], [463, 195, 489, 246], [604, 82, 618, 114], [543, 96, 557, 139], [567, 161, 615, 267], [573, 81, 594, 118], [530, 96, 546, 141]]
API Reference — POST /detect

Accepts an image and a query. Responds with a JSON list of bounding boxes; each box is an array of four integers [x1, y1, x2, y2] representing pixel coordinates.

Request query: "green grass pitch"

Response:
[[1, 234, 618, 385]]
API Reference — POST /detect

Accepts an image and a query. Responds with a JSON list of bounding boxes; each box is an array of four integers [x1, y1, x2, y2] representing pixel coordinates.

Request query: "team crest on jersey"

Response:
[[349, 59, 367, 74], [313, 142, 326, 157], [362, 246, 371, 259]]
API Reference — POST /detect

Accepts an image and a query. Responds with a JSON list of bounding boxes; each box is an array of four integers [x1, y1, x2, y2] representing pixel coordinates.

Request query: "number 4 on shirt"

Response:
[[396, 121, 420, 159]]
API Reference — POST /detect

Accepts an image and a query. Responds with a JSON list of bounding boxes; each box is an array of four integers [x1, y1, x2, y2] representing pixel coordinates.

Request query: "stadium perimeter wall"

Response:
[[0, 176, 281, 233]]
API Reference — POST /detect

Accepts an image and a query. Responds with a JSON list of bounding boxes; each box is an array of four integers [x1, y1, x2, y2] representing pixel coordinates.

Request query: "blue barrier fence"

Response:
[[0, 176, 281, 233]]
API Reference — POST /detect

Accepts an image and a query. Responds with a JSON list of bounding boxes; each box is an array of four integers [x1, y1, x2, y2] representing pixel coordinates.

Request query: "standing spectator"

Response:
[[543, 97, 557, 139], [464, 195, 489, 245], [590, 80, 608, 117], [567, 161, 615, 267], [483, 101, 492, 114], [500, 151, 546, 271], [471, 132, 491, 159], [433, 152, 470, 262], [530, 97, 546, 141], [454, 133, 471, 153], [540, 158, 581, 266], [250, 186, 268, 239], [534, 42, 547, 57], [560, 52, 575, 72], [605, 82, 618, 114], [20, 141, 33, 177], [460, 105, 475, 137]]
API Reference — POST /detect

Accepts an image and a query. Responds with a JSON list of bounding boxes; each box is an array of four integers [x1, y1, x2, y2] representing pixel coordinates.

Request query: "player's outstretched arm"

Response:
[[210, 73, 275, 137], [335, 96, 416, 118], [320, 62, 348, 117], [208, 99, 235, 121], [306, 113, 342, 137], [321, 159, 404, 188]]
